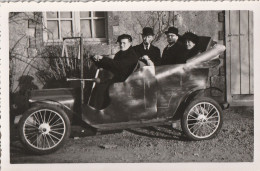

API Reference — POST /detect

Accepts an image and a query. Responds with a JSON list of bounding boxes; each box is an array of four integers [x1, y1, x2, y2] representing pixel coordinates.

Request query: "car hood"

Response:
[[29, 88, 78, 110]]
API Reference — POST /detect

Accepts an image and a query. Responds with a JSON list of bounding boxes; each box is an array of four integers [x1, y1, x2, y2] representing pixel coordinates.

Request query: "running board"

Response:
[[90, 118, 173, 131]]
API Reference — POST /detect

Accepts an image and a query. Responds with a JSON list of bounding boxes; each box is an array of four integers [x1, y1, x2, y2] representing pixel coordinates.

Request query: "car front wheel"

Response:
[[18, 104, 71, 154], [181, 97, 223, 141]]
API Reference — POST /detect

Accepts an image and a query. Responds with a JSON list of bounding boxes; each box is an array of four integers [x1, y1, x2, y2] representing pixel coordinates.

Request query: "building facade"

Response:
[[9, 11, 253, 112]]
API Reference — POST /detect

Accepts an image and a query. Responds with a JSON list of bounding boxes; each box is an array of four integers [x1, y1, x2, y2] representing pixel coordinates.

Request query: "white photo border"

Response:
[[1, 1, 260, 171]]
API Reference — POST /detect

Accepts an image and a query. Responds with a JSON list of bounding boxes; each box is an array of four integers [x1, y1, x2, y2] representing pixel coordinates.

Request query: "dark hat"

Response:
[[117, 34, 132, 42], [183, 32, 199, 44], [142, 27, 154, 36], [165, 27, 179, 36]]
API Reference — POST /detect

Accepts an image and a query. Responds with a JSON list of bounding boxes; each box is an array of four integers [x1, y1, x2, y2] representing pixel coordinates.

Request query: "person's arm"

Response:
[[161, 48, 167, 65], [92, 54, 122, 74], [99, 50, 138, 74], [97, 57, 123, 74], [154, 48, 161, 66]]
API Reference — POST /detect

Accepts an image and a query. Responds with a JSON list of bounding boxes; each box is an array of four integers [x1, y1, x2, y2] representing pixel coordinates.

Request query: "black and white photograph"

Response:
[[1, 1, 260, 171]]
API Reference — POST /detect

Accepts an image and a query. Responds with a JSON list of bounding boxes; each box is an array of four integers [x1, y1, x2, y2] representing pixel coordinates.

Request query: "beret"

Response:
[[117, 34, 132, 42]]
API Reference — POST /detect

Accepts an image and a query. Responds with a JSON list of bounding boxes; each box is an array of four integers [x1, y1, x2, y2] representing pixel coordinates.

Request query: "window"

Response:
[[80, 12, 106, 38], [46, 12, 73, 40], [43, 11, 107, 42]]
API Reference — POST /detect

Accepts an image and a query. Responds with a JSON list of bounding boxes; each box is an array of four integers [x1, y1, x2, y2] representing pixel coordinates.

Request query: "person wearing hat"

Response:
[[134, 27, 161, 66], [90, 34, 139, 109], [161, 27, 186, 65], [93, 34, 139, 82], [182, 31, 201, 60]]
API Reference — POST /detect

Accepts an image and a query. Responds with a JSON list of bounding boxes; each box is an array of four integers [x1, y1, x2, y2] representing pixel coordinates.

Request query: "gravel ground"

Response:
[[10, 106, 253, 163]]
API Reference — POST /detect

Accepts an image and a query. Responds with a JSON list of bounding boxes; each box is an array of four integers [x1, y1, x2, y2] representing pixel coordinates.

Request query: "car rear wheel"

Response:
[[18, 104, 71, 154], [181, 97, 223, 141]]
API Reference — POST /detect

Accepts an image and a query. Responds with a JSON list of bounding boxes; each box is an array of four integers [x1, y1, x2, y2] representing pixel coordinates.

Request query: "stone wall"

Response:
[[9, 12, 44, 93]]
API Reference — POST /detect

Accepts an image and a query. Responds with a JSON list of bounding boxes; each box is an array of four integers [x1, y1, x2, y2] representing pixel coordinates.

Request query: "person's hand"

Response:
[[93, 55, 103, 62], [141, 55, 154, 66], [142, 55, 150, 61]]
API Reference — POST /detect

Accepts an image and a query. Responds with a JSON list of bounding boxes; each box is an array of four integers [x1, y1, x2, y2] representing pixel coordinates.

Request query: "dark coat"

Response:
[[90, 46, 139, 109], [97, 46, 139, 82], [161, 41, 187, 65], [134, 43, 161, 66]]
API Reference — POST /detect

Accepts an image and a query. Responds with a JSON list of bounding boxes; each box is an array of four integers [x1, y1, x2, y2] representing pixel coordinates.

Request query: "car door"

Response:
[[107, 66, 158, 121]]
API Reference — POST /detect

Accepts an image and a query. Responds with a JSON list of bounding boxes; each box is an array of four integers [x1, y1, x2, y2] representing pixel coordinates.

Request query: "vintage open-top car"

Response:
[[17, 37, 228, 154]]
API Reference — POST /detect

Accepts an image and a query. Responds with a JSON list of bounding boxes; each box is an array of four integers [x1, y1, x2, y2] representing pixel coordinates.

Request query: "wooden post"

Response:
[[80, 35, 84, 104]]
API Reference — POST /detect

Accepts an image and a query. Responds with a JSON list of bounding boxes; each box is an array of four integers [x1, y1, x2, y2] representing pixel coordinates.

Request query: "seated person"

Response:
[[93, 34, 139, 82], [134, 27, 161, 66], [161, 27, 187, 65], [89, 34, 139, 109], [182, 31, 201, 61]]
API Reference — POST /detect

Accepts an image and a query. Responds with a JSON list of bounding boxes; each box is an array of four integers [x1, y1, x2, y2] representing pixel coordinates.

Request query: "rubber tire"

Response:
[[181, 97, 223, 141], [18, 104, 71, 155]]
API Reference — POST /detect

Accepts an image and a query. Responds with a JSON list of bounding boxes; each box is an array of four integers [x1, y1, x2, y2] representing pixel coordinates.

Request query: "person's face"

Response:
[[119, 38, 132, 51], [186, 40, 196, 50], [167, 33, 178, 44], [142, 35, 154, 45]]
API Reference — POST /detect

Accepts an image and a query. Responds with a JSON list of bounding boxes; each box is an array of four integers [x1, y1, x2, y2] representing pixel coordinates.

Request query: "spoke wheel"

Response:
[[181, 97, 223, 141], [19, 105, 71, 154]]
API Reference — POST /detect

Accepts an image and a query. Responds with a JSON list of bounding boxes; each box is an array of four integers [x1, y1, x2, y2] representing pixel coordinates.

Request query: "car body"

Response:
[[17, 42, 228, 154]]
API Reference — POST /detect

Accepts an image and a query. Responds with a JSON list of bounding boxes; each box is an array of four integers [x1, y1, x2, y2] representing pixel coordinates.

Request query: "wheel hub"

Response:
[[39, 123, 51, 134], [198, 114, 207, 122]]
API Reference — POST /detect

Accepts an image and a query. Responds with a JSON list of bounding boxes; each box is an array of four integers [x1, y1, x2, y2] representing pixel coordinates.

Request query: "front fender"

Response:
[[29, 100, 74, 120], [15, 100, 75, 125]]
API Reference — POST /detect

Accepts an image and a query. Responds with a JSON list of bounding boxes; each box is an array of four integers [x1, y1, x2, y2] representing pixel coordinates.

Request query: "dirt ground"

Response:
[[10, 107, 253, 163]]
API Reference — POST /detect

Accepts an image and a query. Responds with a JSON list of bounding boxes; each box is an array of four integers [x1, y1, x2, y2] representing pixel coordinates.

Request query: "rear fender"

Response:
[[184, 87, 227, 107], [173, 87, 227, 119]]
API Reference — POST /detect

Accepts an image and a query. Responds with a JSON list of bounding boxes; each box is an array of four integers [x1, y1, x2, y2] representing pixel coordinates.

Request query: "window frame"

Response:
[[43, 11, 108, 43]]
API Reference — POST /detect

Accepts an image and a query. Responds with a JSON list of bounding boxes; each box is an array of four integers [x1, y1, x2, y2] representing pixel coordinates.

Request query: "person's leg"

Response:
[[89, 80, 113, 110]]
